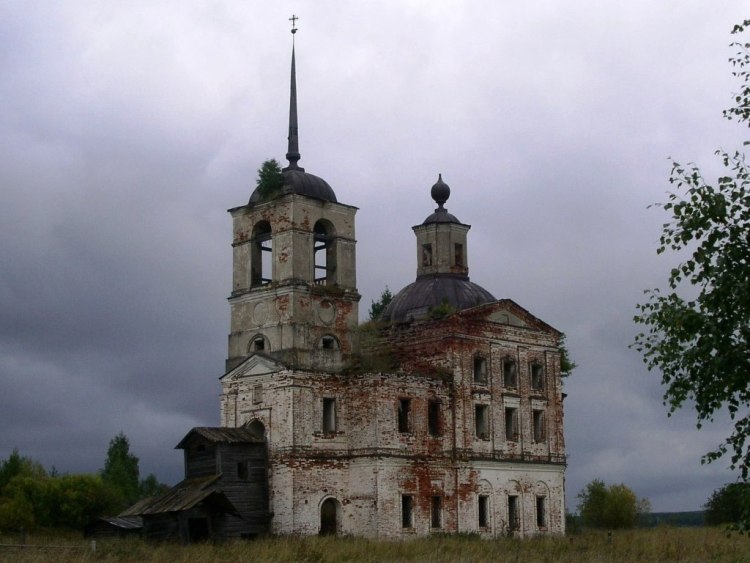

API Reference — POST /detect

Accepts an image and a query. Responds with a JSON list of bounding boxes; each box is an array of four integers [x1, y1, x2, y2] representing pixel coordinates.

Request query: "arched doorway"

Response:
[[319, 498, 340, 535]]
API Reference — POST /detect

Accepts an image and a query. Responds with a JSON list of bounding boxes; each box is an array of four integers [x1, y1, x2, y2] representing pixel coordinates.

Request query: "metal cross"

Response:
[[289, 14, 299, 34]]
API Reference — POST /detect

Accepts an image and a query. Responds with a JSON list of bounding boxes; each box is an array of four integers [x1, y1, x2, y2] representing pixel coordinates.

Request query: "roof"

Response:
[[248, 168, 337, 204], [421, 208, 462, 225], [90, 516, 142, 530], [382, 274, 496, 323], [176, 426, 265, 449], [119, 496, 156, 518], [125, 475, 236, 516]]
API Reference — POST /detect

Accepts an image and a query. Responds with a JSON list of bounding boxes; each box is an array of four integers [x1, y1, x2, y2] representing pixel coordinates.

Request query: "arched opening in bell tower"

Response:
[[251, 221, 273, 286], [313, 220, 336, 285]]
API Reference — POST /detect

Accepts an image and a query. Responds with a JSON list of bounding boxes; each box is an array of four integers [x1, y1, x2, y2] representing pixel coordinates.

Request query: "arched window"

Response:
[[251, 221, 272, 287], [313, 220, 336, 285], [318, 334, 340, 351], [248, 334, 270, 354], [245, 419, 266, 440]]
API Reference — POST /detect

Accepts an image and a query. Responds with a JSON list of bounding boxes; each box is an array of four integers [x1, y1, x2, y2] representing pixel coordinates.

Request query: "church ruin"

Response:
[[133, 21, 567, 541]]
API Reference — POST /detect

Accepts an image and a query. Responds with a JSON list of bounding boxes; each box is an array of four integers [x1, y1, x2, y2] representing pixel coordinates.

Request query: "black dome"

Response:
[[422, 209, 462, 225], [382, 274, 496, 323], [249, 168, 337, 204]]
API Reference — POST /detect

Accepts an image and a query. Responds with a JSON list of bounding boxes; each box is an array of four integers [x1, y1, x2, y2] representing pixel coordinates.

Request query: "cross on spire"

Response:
[[285, 15, 302, 171]]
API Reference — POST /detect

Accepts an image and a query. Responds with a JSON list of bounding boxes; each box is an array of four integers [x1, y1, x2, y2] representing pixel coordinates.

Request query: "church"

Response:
[[131, 23, 567, 541]]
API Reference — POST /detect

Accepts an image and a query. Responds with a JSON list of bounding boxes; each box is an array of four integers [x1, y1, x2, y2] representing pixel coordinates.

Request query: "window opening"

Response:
[[321, 335, 336, 350], [536, 496, 546, 528], [398, 398, 411, 433], [428, 401, 441, 436], [505, 407, 518, 441], [454, 243, 464, 267], [253, 384, 263, 404], [478, 495, 490, 528], [473, 356, 487, 384], [322, 398, 336, 434], [431, 496, 442, 529], [401, 495, 414, 529], [237, 462, 248, 480], [533, 409, 545, 442], [314, 221, 336, 286], [503, 359, 517, 388], [422, 244, 433, 266], [252, 337, 265, 351], [531, 363, 544, 391], [251, 221, 273, 287], [475, 404, 489, 439], [508, 495, 520, 531]]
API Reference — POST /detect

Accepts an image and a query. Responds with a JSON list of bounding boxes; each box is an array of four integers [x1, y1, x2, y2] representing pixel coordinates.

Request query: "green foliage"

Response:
[[428, 299, 456, 319], [139, 472, 170, 499], [0, 442, 164, 532], [558, 333, 577, 378], [256, 158, 284, 200], [101, 432, 140, 508], [633, 21, 750, 490], [577, 479, 650, 529], [368, 287, 393, 321], [704, 482, 750, 526], [0, 448, 47, 493]]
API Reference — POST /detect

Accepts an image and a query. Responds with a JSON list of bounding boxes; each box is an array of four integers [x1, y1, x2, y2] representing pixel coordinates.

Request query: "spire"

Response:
[[285, 15, 303, 171]]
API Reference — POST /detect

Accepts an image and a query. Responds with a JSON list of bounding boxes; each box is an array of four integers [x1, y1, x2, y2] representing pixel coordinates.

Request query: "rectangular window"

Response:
[[503, 359, 517, 388], [475, 404, 489, 439], [454, 243, 464, 266], [401, 495, 414, 529], [508, 495, 520, 531], [478, 495, 490, 528], [505, 407, 518, 441], [428, 400, 441, 436], [473, 356, 487, 384], [253, 384, 263, 404], [531, 363, 544, 391], [323, 398, 336, 434], [422, 244, 433, 266], [431, 496, 442, 529], [237, 462, 248, 480], [398, 398, 411, 433], [533, 409, 545, 442], [536, 496, 546, 529]]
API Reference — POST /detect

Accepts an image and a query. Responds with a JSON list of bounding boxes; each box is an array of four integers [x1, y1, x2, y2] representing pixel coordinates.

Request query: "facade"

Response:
[[215, 36, 567, 538], [135, 29, 567, 541]]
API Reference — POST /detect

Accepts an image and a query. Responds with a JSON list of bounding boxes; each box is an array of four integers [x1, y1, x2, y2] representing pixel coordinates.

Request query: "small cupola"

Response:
[[381, 175, 496, 324]]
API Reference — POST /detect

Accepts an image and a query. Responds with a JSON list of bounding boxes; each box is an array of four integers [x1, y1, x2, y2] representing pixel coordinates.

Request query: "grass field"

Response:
[[1, 527, 749, 562]]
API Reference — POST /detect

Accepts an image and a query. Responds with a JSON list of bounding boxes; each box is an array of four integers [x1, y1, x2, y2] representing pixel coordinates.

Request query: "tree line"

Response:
[[0, 433, 167, 531]]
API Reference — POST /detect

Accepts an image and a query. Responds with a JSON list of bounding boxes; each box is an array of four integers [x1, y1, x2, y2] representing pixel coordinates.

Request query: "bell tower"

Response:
[[226, 22, 359, 372]]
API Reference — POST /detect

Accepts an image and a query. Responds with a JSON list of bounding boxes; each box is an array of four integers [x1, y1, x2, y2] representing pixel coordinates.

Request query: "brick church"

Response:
[[131, 23, 567, 541]]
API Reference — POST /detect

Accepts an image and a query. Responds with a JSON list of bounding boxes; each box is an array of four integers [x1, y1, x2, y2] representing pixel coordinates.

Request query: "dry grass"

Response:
[[1, 527, 749, 562]]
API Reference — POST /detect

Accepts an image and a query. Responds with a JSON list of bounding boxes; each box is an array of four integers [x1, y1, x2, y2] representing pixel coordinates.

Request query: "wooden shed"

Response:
[[127, 426, 269, 542]]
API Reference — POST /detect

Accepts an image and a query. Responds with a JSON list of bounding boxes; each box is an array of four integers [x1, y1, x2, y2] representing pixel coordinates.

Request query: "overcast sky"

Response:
[[1, 1, 748, 514]]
